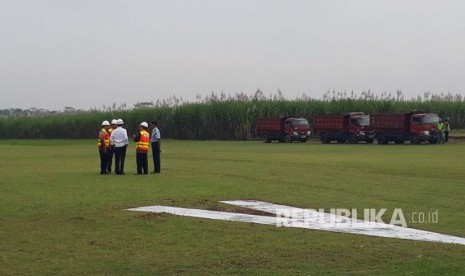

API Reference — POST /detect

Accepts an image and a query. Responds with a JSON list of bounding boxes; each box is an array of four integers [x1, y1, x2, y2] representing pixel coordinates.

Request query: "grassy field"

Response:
[[1, 139, 464, 275]]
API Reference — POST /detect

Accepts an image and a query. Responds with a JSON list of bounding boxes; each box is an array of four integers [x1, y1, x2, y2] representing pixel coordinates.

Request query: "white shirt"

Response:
[[110, 126, 129, 147], [151, 127, 160, 142]]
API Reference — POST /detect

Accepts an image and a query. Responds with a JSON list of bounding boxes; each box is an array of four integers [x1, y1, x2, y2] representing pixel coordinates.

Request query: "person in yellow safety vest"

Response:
[[132, 122, 150, 175], [106, 119, 118, 173], [437, 119, 445, 144], [98, 121, 111, 175], [444, 117, 451, 143]]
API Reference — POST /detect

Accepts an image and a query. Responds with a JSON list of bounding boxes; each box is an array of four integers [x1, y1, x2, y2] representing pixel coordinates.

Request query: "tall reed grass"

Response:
[[1, 99, 464, 140]]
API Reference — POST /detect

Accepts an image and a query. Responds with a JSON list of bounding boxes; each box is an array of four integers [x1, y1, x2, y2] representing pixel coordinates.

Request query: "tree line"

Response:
[[0, 98, 463, 140]]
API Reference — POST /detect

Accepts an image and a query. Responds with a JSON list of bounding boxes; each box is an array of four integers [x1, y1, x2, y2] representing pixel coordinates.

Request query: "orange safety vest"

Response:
[[136, 130, 150, 152], [97, 128, 110, 149]]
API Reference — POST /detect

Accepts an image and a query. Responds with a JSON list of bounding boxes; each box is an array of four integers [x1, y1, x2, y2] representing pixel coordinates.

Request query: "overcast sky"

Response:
[[1, 0, 464, 110]]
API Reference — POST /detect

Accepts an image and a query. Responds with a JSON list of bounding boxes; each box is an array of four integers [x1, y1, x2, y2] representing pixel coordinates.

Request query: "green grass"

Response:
[[451, 129, 465, 136], [0, 140, 464, 275]]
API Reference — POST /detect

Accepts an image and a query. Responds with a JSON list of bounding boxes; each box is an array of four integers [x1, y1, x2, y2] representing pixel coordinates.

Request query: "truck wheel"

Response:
[[376, 135, 387, 145], [349, 136, 358, 144], [320, 134, 330, 144], [394, 139, 405, 144], [366, 138, 374, 144], [411, 136, 421, 145], [284, 135, 292, 143], [262, 134, 271, 143]]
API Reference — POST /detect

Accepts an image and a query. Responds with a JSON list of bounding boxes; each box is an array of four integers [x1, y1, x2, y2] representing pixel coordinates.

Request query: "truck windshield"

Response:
[[421, 115, 439, 124], [358, 116, 370, 126], [291, 118, 310, 127]]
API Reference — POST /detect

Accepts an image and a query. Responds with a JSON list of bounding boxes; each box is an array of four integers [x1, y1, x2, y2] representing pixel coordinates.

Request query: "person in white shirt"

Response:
[[107, 119, 118, 173], [110, 119, 129, 175], [149, 121, 161, 173]]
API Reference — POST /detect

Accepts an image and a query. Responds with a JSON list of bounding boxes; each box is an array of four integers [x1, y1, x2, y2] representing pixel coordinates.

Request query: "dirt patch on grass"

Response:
[[449, 136, 465, 143], [216, 202, 275, 217], [137, 212, 168, 220], [186, 198, 275, 217], [139, 198, 275, 218]]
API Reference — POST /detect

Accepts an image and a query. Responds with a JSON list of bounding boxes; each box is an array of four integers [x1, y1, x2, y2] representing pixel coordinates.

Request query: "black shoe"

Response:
[[100, 172, 107, 175]]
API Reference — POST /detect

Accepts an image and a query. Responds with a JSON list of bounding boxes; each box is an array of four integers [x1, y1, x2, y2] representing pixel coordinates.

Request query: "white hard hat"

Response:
[[117, 119, 124, 125], [111, 119, 118, 125], [140, 122, 148, 128], [102, 120, 110, 126]]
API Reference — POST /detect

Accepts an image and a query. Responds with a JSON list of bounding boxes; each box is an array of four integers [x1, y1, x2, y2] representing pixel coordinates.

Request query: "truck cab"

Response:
[[347, 113, 375, 143], [410, 113, 439, 144], [257, 116, 311, 143], [371, 111, 440, 144], [285, 118, 311, 142]]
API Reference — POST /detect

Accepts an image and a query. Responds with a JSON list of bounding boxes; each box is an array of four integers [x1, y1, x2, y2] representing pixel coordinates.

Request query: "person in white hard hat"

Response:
[[106, 119, 118, 173], [97, 121, 111, 175], [132, 122, 150, 174], [110, 119, 129, 175]]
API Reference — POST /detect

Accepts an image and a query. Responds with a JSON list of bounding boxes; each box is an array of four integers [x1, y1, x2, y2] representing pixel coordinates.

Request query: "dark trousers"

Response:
[[99, 150, 109, 174], [136, 152, 148, 174], [107, 146, 115, 173], [151, 142, 161, 173], [114, 145, 127, 174], [445, 131, 449, 143]]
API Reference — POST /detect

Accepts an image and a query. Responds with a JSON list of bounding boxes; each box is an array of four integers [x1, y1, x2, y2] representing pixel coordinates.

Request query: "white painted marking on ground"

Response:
[[127, 200, 465, 246], [220, 200, 465, 246]]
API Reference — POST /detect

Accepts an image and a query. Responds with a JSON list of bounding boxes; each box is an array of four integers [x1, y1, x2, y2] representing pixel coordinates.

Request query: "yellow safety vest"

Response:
[[437, 122, 444, 132], [444, 122, 450, 132], [97, 129, 110, 149], [136, 130, 150, 152]]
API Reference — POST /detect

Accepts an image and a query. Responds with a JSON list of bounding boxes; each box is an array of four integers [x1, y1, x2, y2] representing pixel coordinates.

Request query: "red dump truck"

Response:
[[312, 112, 375, 143], [370, 111, 439, 144], [257, 116, 311, 143]]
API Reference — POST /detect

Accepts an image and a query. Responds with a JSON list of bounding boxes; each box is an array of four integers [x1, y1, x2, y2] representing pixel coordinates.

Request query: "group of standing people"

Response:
[[98, 119, 161, 175], [437, 117, 451, 144]]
